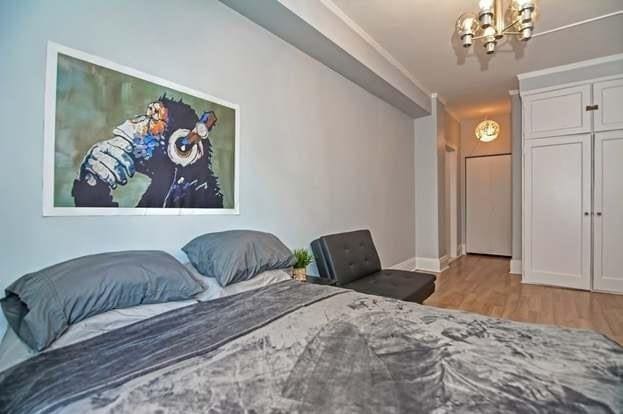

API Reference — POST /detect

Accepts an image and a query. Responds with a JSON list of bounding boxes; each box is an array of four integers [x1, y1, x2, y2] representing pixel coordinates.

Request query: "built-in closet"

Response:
[[522, 76, 623, 293]]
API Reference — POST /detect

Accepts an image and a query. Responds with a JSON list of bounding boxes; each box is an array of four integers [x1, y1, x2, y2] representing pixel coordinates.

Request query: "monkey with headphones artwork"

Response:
[[71, 96, 224, 209]]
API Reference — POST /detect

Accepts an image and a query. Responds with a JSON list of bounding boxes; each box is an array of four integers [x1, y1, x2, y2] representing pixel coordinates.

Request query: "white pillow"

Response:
[[185, 263, 292, 302]]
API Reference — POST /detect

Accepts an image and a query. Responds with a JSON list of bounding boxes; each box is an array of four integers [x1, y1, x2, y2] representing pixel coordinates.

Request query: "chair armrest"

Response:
[[311, 238, 334, 280]]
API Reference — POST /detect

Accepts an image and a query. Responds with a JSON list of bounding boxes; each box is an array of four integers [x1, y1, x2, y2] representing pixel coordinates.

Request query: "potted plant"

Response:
[[292, 248, 314, 281]]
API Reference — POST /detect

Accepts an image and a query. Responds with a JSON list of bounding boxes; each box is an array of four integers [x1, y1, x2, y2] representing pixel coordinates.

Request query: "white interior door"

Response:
[[466, 154, 512, 256], [593, 130, 623, 293], [523, 135, 592, 290]]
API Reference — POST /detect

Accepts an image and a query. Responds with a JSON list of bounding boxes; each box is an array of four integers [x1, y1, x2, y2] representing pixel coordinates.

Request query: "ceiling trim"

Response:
[[517, 53, 623, 80], [320, 0, 436, 100]]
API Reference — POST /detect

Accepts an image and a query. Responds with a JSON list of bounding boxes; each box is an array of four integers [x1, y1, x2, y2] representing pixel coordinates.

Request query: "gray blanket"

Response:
[[0, 281, 621, 413]]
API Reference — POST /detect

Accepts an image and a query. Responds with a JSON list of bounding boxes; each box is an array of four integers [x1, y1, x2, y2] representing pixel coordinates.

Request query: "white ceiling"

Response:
[[330, 0, 623, 119]]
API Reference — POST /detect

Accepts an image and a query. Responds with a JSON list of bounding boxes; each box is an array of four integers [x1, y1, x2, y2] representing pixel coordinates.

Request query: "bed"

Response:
[[0, 231, 621, 413], [1, 280, 622, 413]]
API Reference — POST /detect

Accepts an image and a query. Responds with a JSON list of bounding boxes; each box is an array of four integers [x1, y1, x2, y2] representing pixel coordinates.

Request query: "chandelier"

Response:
[[475, 119, 500, 142], [456, 0, 536, 54]]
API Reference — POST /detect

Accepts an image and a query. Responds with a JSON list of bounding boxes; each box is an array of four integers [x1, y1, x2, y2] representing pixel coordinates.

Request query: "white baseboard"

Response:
[[439, 255, 450, 272], [390, 257, 417, 271], [510, 259, 522, 275], [415, 256, 448, 273], [393, 255, 456, 274], [459, 244, 466, 256]]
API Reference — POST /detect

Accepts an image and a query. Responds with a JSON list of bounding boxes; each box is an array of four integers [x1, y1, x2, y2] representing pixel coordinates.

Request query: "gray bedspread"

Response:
[[0, 281, 621, 413]]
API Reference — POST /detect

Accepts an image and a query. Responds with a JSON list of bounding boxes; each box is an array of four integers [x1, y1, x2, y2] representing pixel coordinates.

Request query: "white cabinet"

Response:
[[594, 79, 623, 132], [523, 135, 592, 290], [522, 85, 591, 139], [522, 76, 623, 293], [593, 130, 623, 293]]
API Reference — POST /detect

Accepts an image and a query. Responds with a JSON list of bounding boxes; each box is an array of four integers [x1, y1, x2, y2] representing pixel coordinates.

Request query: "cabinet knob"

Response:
[[584, 212, 590, 216], [596, 212, 603, 216]]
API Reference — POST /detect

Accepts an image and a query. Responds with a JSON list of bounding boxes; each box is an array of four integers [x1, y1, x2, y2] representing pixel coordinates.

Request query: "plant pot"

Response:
[[293, 268, 307, 281]]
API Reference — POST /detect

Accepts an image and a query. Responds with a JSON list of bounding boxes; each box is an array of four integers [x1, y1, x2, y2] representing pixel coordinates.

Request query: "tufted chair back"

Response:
[[311, 230, 382, 286]]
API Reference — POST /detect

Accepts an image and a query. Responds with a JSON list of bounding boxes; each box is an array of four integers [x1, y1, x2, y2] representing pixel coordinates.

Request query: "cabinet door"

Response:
[[523, 135, 592, 290], [593, 78, 623, 132], [593, 130, 623, 293], [522, 85, 591, 139]]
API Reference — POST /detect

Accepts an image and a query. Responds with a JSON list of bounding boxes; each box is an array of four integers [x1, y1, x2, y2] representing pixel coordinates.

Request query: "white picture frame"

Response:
[[43, 41, 240, 216]]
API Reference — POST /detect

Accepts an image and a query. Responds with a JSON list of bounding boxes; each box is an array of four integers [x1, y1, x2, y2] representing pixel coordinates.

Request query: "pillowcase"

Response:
[[0, 251, 203, 351], [185, 262, 292, 302], [183, 230, 296, 287]]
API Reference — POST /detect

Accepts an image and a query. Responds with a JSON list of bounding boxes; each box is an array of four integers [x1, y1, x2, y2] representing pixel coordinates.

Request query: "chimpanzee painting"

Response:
[[44, 43, 238, 215]]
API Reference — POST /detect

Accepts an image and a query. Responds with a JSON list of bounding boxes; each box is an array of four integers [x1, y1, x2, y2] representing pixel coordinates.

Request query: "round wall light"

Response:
[[475, 119, 500, 142]]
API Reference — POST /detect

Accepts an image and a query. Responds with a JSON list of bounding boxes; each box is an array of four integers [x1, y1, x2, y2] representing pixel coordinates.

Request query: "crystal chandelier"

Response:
[[475, 119, 500, 142], [456, 0, 536, 54]]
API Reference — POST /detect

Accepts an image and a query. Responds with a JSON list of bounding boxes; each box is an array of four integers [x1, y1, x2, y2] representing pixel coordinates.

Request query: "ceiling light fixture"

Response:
[[456, 0, 536, 55], [475, 119, 500, 142]]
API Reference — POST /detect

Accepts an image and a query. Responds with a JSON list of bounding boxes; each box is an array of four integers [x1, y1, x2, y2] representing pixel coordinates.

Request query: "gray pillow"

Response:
[[0, 251, 202, 351], [183, 230, 296, 287]]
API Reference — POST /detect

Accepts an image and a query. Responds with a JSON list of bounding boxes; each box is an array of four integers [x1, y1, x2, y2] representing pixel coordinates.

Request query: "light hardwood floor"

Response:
[[424, 254, 623, 345]]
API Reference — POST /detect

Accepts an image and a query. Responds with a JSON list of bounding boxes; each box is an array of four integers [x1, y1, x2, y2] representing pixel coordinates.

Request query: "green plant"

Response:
[[292, 248, 314, 269]]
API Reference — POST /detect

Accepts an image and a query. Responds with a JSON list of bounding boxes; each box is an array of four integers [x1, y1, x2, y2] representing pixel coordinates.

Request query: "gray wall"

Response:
[[459, 113, 512, 248], [414, 98, 461, 262], [414, 101, 439, 260], [0, 0, 416, 334]]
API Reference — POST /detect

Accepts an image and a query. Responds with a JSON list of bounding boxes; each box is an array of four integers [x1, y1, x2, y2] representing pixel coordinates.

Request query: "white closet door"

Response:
[[593, 130, 623, 293], [594, 78, 623, 132], [523, 135, 592, 290], [522, 85, 592, 139], [466, 155, 512, 256]]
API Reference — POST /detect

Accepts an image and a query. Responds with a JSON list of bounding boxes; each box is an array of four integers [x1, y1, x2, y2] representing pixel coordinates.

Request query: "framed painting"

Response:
[[43, 42, 239, 216]]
